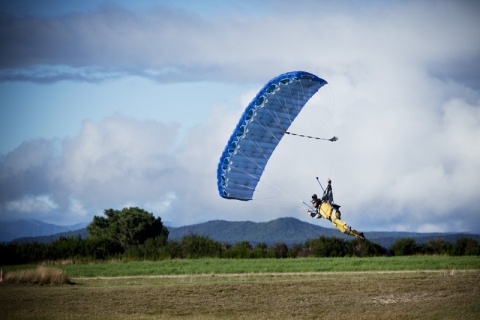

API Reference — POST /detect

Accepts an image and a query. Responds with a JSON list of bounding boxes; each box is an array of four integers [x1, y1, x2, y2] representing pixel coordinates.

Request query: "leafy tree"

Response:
[[124, 236, 171, 260], [390, 238, 418, 256], [451, 237, 479, 256], [273, 242, 289, 258], [50, 236, 86, 259], [227, 241, 252, 258], [289, 243, 307, 258], [87, 207, 169, 251], [179, 234, 223, 258], [165, 240, 183, 259], [419, 238, 450, 255], [252, 242, 268, 258], [307, 236, 346, 257], [85, 237, 122, 259], [346, 238, 386, 257], [18, 242, 48, 263]]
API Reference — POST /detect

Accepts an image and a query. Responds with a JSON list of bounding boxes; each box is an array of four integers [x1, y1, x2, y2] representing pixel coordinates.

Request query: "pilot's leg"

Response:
[[331, 218, 348, 233], [348, 228, 365, 239]]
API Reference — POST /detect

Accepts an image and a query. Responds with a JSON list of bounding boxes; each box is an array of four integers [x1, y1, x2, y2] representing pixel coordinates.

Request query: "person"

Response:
[[322, 178, 334, 205], [305, 186, 365, 240], [306, 194, 322, 219]]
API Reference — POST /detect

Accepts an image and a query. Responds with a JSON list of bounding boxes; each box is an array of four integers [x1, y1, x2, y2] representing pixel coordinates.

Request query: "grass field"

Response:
[[4, 256, 480, 276], [1, 256, 479, 319]]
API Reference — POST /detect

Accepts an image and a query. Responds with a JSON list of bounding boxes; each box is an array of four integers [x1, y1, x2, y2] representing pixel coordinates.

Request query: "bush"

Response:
[[226, 241, 252, 258], [306, 236, 347, 257], [273, 242, 289, 258], [252, 243, 269, 258], [390, 238, 418, 256], [179, 234, 224, 259], [419, 238, 451, 255], [289, 243, 307, 258], [85, 237, 123, 259], [5, 266, 73, 285], [451, 237, 480, 256], [124, 236, 171, 260], [346, 239, 386, 257]]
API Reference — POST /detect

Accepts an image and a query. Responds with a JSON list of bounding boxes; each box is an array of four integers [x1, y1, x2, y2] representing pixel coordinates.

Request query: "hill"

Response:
[[0, 219, 88, 243], [167, 217, 344, 246], [167, 217, 480, 248], [7, 217, 479, 249]]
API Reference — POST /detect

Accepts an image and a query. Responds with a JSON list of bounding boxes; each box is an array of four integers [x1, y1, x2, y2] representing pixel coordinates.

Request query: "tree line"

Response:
[[1, 207, 478, 265]]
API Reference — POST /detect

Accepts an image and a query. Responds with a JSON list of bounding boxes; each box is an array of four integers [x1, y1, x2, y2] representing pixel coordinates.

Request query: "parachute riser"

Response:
[[315, 176, 325, 193], [303, 201, 316, 212]]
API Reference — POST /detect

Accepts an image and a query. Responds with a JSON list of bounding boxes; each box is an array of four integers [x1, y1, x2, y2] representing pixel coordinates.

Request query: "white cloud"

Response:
[[0, 0, 479, 233], [68, 197, 88, 218], [2, 1, 478, 84], [0, 116, 184, 224], [6, 194, 58, 213]]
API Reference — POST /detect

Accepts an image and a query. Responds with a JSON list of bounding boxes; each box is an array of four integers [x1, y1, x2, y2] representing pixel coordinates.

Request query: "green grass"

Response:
[[2, 257, 479, 319], [4, 256, 479, 278]]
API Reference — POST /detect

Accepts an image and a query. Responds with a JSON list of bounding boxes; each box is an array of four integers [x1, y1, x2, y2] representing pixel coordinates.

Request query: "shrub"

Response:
[[390, 238, 418, 256], [451, 237, 480, 256], [5, 266, 73, 285], [226, 241, 252, 258], [273, 242, 289, 258], [179, 234, 224, 259], [307, 236, 346, 257], [346, 239, 386, 257]]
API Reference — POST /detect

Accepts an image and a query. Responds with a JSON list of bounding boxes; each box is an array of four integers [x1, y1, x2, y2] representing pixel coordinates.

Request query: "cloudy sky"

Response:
[[1, 0, 479, 234]]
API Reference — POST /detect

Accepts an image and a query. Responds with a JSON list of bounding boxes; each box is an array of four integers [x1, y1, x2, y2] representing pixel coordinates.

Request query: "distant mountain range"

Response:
[[2, 218, 479, 249], [166, 218, 480, 248], [0, 219, 88, 243]]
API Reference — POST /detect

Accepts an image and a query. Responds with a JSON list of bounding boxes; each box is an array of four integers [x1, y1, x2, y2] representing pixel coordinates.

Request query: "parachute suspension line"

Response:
[[234, 148, 267, 171], [272, 92, 295, 124], [254, 190, 303, 204], [231, 135, 297, 202], [294, 75, 307, 99], [270, 81, 310, 132], [222, 177, 295, 203], [278, 97, 294, 124], [243, 135, 270, 159], [231, 135, 278, 187], [246, 109, 296, 199], [217, 71, 330, 202], [227, 161, 290, 199], [259, 103, 288, 134], [227, 129, 287, 199], [277, 79, 338, 142], [286, 83, 304, 116], [276, 83, 304, 123], [258, 117, 282, 140], [225, 180, 256, 192], [295, 80, 307, 112], [228, 79, 334, 203]]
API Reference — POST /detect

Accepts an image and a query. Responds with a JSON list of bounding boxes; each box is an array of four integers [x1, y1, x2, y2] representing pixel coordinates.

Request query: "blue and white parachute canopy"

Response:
[[217, 71, 327, 201]]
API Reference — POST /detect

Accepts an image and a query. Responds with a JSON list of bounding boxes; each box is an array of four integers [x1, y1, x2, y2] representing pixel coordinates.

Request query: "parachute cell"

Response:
[[217, 71, 327, 201]]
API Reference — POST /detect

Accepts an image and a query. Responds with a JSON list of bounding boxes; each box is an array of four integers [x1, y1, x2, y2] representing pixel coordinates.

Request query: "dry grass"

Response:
[[4, 266, 73, 285], [1, 270, 479, 319]]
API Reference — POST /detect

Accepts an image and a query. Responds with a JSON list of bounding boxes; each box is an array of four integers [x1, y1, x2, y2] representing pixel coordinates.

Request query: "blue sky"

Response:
[[1, 0, 479, 235], [1, 77, 245, 153]]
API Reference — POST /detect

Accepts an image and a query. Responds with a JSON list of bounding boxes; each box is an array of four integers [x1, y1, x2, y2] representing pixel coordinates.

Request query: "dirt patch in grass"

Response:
[[1, 270, 479, 319]]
